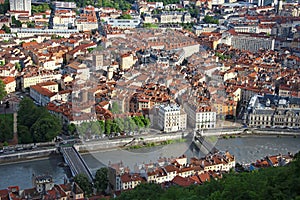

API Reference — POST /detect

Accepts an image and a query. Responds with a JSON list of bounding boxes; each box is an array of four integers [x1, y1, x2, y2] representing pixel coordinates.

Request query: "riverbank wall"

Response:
[[0, 148, 58, 164], [75, 128, 300, 153], [251, 130, 300, 136], [200, 129, 300, 136], [74, 132, 190, 152]]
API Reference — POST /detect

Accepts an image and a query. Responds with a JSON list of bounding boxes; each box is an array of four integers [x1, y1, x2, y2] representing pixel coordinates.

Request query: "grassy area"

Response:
[[143, 23, 159, 29], [127, 138, 187, 150], [205, 136, 218, 143]]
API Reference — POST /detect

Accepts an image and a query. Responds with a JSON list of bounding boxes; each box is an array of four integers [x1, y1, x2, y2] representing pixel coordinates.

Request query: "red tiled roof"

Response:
[[0, 189, 9, 200], [198, 172, 210, 183], [0, 76, 15, 84], [30, 85, 56, 97], [171, 176, 195, 187]]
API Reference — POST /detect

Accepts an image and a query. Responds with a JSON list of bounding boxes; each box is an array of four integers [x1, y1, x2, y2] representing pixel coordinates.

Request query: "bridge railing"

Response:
[[61, 147, 94, 183]]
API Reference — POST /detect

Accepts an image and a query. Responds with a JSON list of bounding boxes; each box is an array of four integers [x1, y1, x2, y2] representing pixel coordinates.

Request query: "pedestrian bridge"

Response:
[[60, 146, 94, 183], [193, 134, 219, 155]]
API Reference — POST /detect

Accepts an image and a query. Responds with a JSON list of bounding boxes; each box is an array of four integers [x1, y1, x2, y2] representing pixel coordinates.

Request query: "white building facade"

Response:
[[10, 0, 31, 15], [157, 104, 187, 132], [184, 102, 217, 130]]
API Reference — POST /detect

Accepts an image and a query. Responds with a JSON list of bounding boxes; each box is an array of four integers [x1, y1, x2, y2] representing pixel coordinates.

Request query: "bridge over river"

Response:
[[60, 146, 94, 183]]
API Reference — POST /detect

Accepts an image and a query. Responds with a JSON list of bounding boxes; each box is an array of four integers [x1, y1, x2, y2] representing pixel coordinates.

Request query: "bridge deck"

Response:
[[61, 147, 94, 183], [193, 135, 219, 154]]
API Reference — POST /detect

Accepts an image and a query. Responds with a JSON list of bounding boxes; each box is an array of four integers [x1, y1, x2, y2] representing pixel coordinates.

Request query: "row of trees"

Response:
[[74, 167, 109, 197], [117, 14, 132, 19], [74, 115, 150, 136], [203, 15, 219, 24], [17, 98, 62, 144], [147, 0, 180, 6], [32, 3, 50, 14], [117, 152, 300, 200], [61, 0, 132, 11]]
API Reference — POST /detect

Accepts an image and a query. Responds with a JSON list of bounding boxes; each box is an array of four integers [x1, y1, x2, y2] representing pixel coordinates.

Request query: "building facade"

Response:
[[157, 104, 187, 132], [231, 35, 275, 52], [106, 18, 141, 29], [184, 102, 217, 130], [10, 0, 31, 15], [245, 94, 300, 128]]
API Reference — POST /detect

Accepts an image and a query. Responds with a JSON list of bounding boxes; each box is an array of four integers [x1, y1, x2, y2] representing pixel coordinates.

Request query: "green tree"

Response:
[[17, 98, 62, 143], [118, 14, 132, 19], [32, 3, 50, 14], [76, 122, 87, 136], [74, 173, 93, 197], [11, 16, 22, 28], [143, 23, 158, 29], [105, 119, 112, 135], [142, 117, 150, 128], [188, 5, 199, 18], [95, 167, 109, 193], [30, 115, 62, 142], [111, 121, 120, 133], [203, 15, 219, 24], [18, 125, 33, 144], [87, 47, 95, 53], [68, 123, 77, 135], [99, 120, 105, 133], [15, 62, 22, 71], [117, 183, 163, 200], [0, 117, 13, 143], [127, 117, 137, 131], [1, 24, 11, 33], [133, 116, 144, 128], [111, 102, 120, 114], [0, 0, 9, 14], [90, 121, 101, 135], [26, 21, 35, 28], [0, 80, 7, 101], [114, 118, 124, 132]]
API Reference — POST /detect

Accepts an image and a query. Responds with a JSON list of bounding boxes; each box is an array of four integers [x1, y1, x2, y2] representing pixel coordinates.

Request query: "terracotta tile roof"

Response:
[[198, 172, 210, 183], [171, 176, 195, 187], [30, 85, 56, 97], [0, 189, 9, 200], [121, 173, 145, 183], [0, 76, 15, 84]]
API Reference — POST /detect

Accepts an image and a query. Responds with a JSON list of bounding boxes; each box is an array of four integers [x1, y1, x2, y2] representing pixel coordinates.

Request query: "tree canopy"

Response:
[[11, 16, 22, 28], [74, 173, 93, 197], [17, 98, 62, 143], [147, 0, 180, 6], [95, 167, 109, 193], [118, 14, 132, 19], [1, 24, 11, 34], [0, 114, 13, 143], [0, 0, 9, 14], [66, 0, 132, 11], [32, 3, 50, 14], [203, 15, 219, 24], [0, 80, 7, 101]]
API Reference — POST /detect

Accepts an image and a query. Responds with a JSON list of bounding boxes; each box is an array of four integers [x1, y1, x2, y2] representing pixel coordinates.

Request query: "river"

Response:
[[0, 136, 300, 189], [83, 136, 300, 174], [0, 155, 70, 190]]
